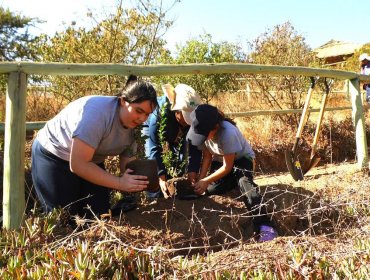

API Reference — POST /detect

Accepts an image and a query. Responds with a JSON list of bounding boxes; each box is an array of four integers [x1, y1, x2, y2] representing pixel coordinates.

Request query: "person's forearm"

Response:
[[201, 165, 231, 184], [200, 153, 235, 185], [69, 138, 145, 192], [70, 161, 120, 190]]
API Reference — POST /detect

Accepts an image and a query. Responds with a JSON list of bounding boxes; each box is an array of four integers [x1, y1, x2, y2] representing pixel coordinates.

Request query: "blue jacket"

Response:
[[142, 95, 201, 178]]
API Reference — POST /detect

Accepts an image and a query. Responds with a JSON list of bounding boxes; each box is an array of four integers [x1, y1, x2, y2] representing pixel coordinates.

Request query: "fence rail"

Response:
[[0, 106, 354, 133], [1, 62, 370, 82], [0, 62, 369, 230]]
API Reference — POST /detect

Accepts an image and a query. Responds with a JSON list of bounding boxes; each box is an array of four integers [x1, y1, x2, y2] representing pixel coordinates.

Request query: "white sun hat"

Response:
[[162, 83, 202, 125], [359, 53, 370, 61]]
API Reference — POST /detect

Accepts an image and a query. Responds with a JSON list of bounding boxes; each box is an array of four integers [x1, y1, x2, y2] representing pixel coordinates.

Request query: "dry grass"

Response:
[[1, 87, 369, 278], [211, 89, 363, 174], [1, 162, 368, 278], [212, 88, 354, 145]]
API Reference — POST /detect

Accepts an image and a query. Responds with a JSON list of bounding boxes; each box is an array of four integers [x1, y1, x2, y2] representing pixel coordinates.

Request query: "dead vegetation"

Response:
[[0, 85, 370, 278], [0, 162, 368, 278]]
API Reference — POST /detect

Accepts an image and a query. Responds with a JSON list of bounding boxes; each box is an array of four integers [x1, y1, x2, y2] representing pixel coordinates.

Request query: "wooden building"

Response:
[[314, 40, 363, 66]]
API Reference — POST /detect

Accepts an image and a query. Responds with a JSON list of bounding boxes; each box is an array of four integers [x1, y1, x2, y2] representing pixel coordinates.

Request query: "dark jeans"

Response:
[[31, 139, 110, 218], [206, 157, 272, 230]]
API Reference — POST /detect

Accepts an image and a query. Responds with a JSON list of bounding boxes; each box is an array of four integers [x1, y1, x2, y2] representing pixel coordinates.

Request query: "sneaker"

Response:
[[258, 225, 278, 242], [238, 177, 259, 205]]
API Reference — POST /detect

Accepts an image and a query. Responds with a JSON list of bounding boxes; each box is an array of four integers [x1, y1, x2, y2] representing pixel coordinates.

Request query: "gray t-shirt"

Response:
[[37, 95, 137, 163], [203, 120, 255, 162]]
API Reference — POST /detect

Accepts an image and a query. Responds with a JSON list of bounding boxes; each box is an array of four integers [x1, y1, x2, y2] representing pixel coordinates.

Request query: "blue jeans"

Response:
[[31, 139, 110, 218]]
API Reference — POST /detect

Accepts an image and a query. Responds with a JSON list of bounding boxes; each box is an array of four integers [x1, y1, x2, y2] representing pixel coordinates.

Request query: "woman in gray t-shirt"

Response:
[[31, 75, 158, 219], [187, 104, 278, 242]]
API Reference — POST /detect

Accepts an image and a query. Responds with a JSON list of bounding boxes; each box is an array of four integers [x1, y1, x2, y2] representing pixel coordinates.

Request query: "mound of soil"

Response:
[[166, 177, 199, 199], [254, 117, 360, 173], [114, 190, 249, 255], [111, 176, 341, 255]]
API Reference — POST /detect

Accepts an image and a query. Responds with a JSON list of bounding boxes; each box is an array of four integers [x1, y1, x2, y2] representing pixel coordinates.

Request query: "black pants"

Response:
[[206, 157, 272, 229], [31, 139, 110, 218]]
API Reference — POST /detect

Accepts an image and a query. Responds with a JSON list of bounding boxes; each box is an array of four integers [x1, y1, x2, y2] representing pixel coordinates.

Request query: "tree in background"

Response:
[[0, 7, 41, 92], [32, 0, 176, 103], [344, 43, 370, 72], [0, 7, 41, 62], [248, 22, 317, 125], [154, 33, 245, 102]]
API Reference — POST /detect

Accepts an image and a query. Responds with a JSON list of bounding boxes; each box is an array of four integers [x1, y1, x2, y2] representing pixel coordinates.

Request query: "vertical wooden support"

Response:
[[3, 72, 27, 229], [349, 78, 369, 169]]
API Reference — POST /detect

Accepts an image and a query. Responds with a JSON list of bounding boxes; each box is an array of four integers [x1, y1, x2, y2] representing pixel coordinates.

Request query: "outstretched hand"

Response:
[[118, 168, 148, 192]]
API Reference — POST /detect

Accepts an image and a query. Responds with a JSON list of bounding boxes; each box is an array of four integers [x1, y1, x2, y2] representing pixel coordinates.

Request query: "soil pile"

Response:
[[109, 164, 353, 255]]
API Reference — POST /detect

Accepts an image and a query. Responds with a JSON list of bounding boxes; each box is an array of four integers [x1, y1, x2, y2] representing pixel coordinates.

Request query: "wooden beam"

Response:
[[3, 72, 27, 229], [349, 78, 369, 169], [0, 121, 45, 132], [226, 106, 352, 117], [0, 108, 352, 132], [2, 62, 370, 82]]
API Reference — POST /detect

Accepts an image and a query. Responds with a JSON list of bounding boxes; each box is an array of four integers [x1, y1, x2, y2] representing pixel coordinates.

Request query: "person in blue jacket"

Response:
[[142, 83, 202, 198]]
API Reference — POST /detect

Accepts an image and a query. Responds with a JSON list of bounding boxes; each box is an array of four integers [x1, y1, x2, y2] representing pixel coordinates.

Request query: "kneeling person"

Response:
[[187, 104, 278, 242]]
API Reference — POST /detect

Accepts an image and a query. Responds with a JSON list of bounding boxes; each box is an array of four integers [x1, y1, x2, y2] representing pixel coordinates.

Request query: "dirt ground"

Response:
[[98, 161, 369, 259]]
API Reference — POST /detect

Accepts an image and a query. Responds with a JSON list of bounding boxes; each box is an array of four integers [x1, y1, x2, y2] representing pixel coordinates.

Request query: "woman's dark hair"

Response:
[[217, 109, 236, 126], [120, 75, 158, 110]]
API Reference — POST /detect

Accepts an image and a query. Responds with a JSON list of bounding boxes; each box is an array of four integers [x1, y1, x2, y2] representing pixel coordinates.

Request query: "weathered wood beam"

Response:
[[3, 72, 27, 229], [0, 107, 353, 133], [1, 62, 370, 82], [0, 121, 46, 132], [349, 78, 369, 169], [226, 106, 352, 117]]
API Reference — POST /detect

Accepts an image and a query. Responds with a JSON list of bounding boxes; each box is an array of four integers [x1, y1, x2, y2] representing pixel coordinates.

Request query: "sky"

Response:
[[1, 0, 369, 52]]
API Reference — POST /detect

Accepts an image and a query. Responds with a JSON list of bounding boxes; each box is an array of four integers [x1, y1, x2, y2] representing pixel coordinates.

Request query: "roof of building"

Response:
[[314, 40, 363, 58]]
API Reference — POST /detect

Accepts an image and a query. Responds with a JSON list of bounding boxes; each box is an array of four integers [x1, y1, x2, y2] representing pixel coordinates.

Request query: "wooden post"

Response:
[[349, 78, 369, 169], [3, 72, 27, 229]]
